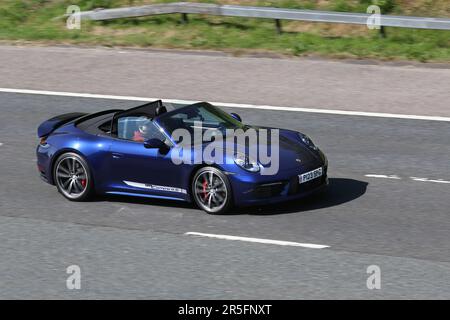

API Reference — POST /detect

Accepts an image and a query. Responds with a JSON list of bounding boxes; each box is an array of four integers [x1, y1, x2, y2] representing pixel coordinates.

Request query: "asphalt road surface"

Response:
[[1, 45, 450, 117], [0, 92, 449, 299]]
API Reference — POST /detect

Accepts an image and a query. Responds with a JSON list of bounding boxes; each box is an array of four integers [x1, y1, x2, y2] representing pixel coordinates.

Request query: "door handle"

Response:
[[112, 152, 124, 159]]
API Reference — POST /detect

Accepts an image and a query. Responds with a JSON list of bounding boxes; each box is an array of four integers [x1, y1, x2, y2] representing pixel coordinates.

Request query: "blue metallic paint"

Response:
[[37, 112, 328, 207]]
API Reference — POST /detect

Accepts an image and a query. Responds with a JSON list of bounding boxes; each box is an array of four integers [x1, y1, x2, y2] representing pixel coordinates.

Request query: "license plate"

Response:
[[298, 167, 323, 184]]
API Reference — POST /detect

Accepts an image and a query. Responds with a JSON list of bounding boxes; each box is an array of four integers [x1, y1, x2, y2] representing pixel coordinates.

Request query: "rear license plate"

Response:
[[298, 167, 323, 184]]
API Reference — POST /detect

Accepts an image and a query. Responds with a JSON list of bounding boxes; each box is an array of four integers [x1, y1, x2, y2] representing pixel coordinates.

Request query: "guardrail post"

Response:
[[275, 19, 282, 34], [379, 26, 386, 38], [181, 13, 189, 24]]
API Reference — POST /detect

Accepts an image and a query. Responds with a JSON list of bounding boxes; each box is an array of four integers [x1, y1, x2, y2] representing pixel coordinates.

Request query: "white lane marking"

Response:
[[366, 174, 450, 184], [185, 232, 329, 249], [1, 87, 450, 122], [410, 177, 450, 184], [365, 174, 401, 180], [0, 143, 3, 147]]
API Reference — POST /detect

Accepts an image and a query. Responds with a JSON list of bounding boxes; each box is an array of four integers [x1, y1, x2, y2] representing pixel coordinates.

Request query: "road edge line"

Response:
[[1, 87, 449, 122]]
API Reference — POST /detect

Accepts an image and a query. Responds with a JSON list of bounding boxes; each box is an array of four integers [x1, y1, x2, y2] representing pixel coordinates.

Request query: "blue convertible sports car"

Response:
[[36, 100, 328, 214]]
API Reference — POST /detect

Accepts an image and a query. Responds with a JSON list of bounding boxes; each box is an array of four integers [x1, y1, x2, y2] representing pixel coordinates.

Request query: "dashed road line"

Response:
[[184, 232, 330, 249], [365, 174, 401, 180], [410, 177, 450, 184], [366, 174, 450, 185]]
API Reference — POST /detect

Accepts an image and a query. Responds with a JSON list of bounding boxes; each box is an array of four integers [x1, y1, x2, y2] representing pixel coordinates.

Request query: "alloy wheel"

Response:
[[193, 169, 228, 213], [55, 155, 89, 199]]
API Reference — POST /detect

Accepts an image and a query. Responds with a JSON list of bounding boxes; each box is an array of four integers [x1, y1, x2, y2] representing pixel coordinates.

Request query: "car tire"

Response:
[[191, 166, 233, 214], [53, 152, 94, 201]]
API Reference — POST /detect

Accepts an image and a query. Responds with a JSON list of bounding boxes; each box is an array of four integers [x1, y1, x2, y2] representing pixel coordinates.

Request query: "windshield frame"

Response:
[[154, 102, 245, 144]]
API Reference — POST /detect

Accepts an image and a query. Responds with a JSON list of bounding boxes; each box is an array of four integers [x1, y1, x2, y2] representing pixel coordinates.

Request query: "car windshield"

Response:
[[156, 102, 246, 140]]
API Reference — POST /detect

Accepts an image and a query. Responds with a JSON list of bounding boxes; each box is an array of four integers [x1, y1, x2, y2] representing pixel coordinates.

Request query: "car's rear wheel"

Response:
[[54, 152, 94, 201], [192, 167, 233, 214]]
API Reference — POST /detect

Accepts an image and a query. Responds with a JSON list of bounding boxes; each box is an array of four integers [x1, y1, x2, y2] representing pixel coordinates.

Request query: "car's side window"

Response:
[[117, 116, 166, 142]]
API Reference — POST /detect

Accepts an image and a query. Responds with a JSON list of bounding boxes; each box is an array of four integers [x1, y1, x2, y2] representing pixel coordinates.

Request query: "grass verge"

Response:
[[0, 0, 449, 62]]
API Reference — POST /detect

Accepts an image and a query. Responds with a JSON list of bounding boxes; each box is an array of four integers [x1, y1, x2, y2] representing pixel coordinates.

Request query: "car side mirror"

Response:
[[144, 138, 166, 150], [230, 112, 242, 122]]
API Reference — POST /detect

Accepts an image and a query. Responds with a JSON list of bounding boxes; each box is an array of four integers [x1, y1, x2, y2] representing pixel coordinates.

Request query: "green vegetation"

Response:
[[0, 0, 449, 62]]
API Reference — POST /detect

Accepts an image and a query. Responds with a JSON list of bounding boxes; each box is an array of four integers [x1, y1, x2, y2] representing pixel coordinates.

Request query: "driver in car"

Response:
[[133, 119, 151, 142]]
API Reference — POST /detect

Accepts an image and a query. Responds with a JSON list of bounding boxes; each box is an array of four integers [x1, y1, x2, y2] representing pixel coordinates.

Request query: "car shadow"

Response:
[[228, 178, 368, 215], [94, 194, 196, 210], [93, 178, 368, 215]]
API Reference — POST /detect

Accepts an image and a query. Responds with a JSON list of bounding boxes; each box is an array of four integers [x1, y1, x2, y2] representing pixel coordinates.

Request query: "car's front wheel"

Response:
[[192, 167, 233, 214], [54, 152, 94, 201]]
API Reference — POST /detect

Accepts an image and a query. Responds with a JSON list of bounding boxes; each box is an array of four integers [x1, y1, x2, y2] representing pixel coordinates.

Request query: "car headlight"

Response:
[[298, 133, 318, 150], [234, 153, 260, 172]]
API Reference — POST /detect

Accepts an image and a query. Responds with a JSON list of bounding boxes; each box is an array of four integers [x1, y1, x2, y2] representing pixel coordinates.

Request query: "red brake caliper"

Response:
[[80, 179, 87, 188], [202, 177, 209, 200]]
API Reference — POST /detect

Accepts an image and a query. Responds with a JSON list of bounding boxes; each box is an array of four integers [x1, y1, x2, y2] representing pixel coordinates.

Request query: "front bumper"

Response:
[[229, 164, 329, 206]]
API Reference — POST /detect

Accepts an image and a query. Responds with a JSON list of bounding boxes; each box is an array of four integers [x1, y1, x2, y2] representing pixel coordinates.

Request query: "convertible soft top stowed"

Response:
[[37, 100, 169, 138], [37, 112, 87, 138], [113, 100, 166, 119], [110, 100, 167, 136]]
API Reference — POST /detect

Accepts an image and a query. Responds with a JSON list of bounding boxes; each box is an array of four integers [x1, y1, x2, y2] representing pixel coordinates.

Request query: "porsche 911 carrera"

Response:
[[36, 100, 328, 214]]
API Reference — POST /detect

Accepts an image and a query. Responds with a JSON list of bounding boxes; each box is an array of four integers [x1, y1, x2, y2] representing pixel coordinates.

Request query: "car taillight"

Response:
[[37, 163, 45, 172], [39, 137, 49, 147]]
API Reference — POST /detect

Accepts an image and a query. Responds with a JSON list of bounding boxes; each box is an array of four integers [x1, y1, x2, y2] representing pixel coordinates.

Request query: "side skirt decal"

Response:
[[123, 180, 187, 194]]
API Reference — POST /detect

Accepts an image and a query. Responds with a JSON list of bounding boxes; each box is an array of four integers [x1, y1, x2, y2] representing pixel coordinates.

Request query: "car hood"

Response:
[[251, 126, 323, 171], [187, 126, 324, 172]]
